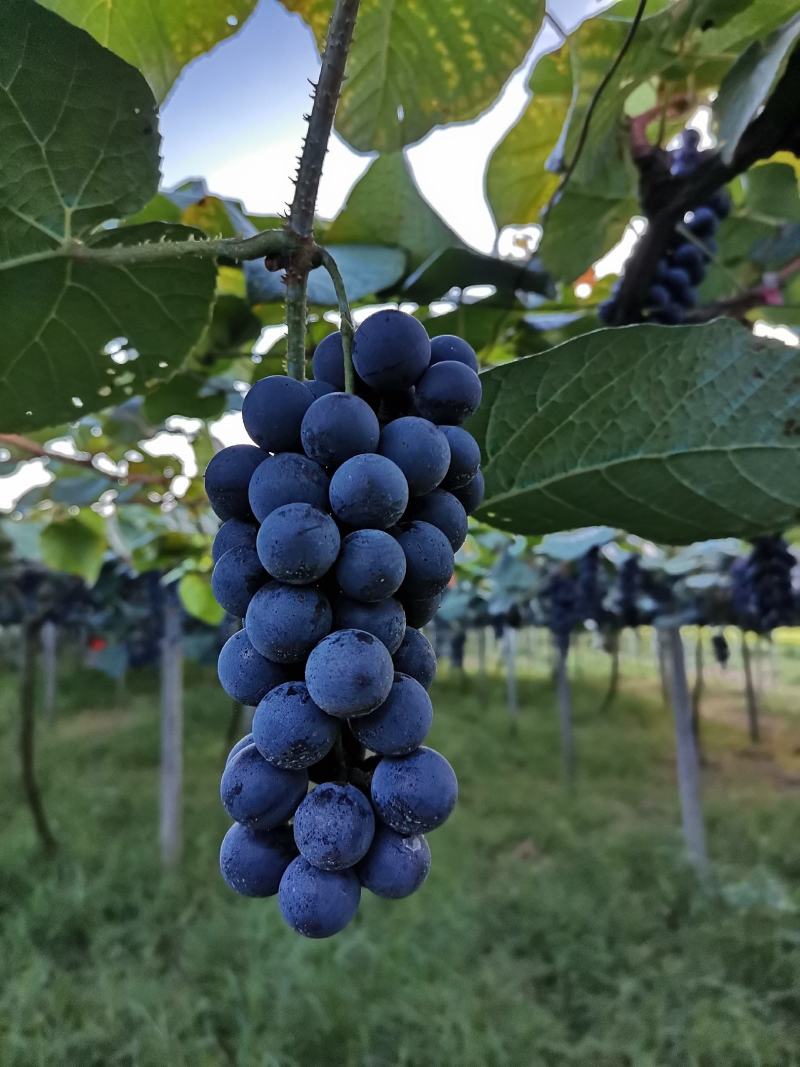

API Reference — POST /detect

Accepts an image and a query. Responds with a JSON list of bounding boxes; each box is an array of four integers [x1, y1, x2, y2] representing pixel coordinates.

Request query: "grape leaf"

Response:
[[326, 153, 460, 271], [179, 572, 225, 626], [714, 14, 800, 164], [403, 249, 552, 305], [0, 0, 160, 258], [538, 189, 638, 283], [0, 224, 216, 431], [282, 0, 546, 151], [0, 4, 217, 431], [486, 94, 565, 229], [469, 320, 800, 543], [40, 512, 107, 584], [38, 0, 256, 103]]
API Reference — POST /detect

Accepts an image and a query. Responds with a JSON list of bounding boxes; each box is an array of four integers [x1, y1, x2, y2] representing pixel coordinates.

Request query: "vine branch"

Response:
[[0, 433, 165, 485], [283, 0, 361, 378], [0, 228, 303, 275]]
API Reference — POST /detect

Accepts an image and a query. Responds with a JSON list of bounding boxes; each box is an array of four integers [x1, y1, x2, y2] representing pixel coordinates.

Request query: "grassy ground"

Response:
[[1, 637, 799, 1066]]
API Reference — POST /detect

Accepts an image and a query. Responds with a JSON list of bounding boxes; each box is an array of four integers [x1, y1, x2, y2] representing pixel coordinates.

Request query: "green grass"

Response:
[[1, 648, 800, 1066]]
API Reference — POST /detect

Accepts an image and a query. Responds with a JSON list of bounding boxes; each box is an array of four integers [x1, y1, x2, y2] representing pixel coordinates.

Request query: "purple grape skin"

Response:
[[278, 857, 361, 938]]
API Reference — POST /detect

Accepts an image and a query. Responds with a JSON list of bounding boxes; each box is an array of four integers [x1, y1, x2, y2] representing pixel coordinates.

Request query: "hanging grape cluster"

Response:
[[544, 567, 580, 655], [747, 535, 796, 632], [599, 129, 731, 326], [205, 311, 484, 938]]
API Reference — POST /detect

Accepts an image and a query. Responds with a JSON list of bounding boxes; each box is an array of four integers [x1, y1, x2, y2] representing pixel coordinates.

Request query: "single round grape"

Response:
[[252, 681, 338, 770], [205, 444, 264, 521], [402, 591, 443, 628], [278, 856, 360, 938], [226, 733, 255, 765], [305, 629, 394, 718], [301, 392, 380, 469], [212, 518, 258, 563], [335, 529, 407, 603], [219, 822, 297, 897], [687, 206, 717, 239], [371, 746, 457, 834], [218, 630, 289, 705], [378, 416, 450, 497], [663, 267, 692, 301], [211, 545, 267, 617], [394, 520, 454, 598], [672, 242, 704, 281], [329, 454, 409, 530], [220, 744, 308, 829], [306, 379, 336, 400], [597, 299, 616, 325], [452, 470, 484, 515], [293, 782, 375, 870], [333, 594, 406, 654], [357, 825, 431, 899], [429, 334, 479, 372], [246, 583, 332, 664], [415, 360, 481, 425], [242, 375, 312, 453], [312, 332, 346, 391], [256, 503, 340, 585], [647, 284, 670, 308], [248, 452, 330, 523], [439, 426, 481, 490], [705, 189, 731, 219], [406, 489, 468, 552], [393, 627, 436, 689], [350, 673, 432, 755], [352, 309, 431, 391]]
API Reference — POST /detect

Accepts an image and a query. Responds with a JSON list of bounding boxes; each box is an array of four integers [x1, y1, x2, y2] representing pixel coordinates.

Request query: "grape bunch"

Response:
[[544, 568, 580, 656], [599, 129, 731, 326], [205, 311, 484, 938], [746, 535, 796, 633], [711, 632, 730, 666]]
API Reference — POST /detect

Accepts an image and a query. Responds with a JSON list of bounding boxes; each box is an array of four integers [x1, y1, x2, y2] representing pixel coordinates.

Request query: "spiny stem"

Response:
[[0, 228, 301, 275], [289, 0, 361, 239], [283, 0, 361, 368], [318, 246, 355, 393], [285, 274, 308, 381]]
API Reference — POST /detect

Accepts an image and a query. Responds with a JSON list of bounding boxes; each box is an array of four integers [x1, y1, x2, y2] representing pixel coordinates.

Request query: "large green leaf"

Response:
[[469, 320, 800, 544], [714, 14, 800, 164], [38, 0, 257, 103], [40, 512, 107, 584], [283, 0, 546, 152], [403, 247, 552, 304], [179, 572, 225, 626], [0, 5, 217, 430], [0, 224, 216, 431], [0, 0, 160, 258], [326, 153, 460, 271]]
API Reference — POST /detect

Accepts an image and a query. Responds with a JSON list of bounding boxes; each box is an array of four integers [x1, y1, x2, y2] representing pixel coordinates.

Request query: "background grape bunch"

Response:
[[204, 311, 484, 938], [600, 129, 731, 326]]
